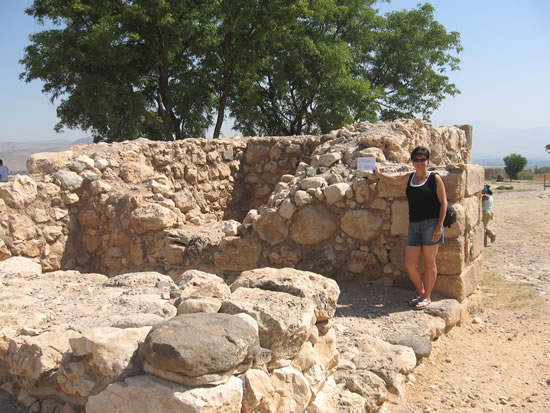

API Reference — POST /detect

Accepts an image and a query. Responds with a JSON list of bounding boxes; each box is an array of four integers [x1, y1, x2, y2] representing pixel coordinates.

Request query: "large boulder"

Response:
[[140, 313, 262, 386]]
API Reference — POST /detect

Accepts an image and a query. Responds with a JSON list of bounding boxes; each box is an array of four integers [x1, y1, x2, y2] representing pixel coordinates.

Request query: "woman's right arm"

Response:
[[373, 167, 410, 186]]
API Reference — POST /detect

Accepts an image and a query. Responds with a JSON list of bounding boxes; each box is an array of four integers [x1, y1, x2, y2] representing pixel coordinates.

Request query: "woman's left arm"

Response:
[[433, 174, 448, 241]]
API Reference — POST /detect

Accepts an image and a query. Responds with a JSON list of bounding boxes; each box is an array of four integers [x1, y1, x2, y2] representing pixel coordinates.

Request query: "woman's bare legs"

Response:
[[405, 246, 425, 297], [421, 244, 440, 302]]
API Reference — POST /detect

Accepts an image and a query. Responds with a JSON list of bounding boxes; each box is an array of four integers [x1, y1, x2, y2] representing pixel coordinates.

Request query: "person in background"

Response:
[[482, 184, 496, 246], [373, 147, 447, 310], [0, 160, 8, 182]]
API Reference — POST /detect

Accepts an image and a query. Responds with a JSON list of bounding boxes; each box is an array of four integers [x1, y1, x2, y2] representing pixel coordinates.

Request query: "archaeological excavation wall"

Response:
[[0, 119, 482, 301]]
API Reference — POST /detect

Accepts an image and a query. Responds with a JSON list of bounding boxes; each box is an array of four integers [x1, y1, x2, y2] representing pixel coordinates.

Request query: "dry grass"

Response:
[[481, 271, 544, 311]]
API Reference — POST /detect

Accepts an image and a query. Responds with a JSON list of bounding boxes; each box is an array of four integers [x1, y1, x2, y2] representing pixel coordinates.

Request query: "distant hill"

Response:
[[0, 138, 93, 172]]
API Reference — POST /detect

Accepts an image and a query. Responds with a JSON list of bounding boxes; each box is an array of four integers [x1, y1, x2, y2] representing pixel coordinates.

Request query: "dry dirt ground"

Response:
[[386, 181, 550, 412]]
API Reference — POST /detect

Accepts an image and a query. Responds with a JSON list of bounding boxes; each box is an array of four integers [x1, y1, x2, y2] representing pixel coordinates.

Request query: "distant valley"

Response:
[[0, 137, 92, 172]]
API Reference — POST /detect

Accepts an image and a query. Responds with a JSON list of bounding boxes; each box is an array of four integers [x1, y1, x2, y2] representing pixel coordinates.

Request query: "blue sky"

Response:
[[1, 0, 549, 160]]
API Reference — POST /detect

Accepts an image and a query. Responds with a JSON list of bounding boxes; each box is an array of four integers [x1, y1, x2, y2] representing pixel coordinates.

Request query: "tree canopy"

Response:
[[503, 153, 527, 180], [21, 0, 462, 142]]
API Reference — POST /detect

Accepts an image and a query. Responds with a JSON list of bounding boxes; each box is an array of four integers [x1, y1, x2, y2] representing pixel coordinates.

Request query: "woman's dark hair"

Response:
[[483, 185, 493, 195], [411, 146, 430, 160]]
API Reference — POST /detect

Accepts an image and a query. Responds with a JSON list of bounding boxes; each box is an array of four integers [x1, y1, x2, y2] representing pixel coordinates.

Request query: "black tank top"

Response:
[[406, 172, 441, 222]]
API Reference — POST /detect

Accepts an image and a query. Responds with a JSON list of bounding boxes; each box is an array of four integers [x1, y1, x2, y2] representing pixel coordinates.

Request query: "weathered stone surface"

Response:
[[230, 267, 340, 321], [465, 164, 484, 196], [58, 326, 150, 398], [341, 209, 383, 241], [7, 330, 81, 388], [177, 296, 222, 314], [130, 203, 177, 234], [290, 205, 337, 245], [437, 236, 466, 275], [176, 269, 230, 299], [213, 237, 261, 272], [86, 374, 243, 413], [26, 150, 74, 174], [221, 287, 316, 362], [241, 369, 276, 413], [0, 175, 38, 208], [141, 313, 261, 386], [103, 272, 176, 289], [252, 209, 289, 245], [53, 170, 83, 191], [324, 183, 349, 205], [390, 200, 409, 236], [435, 255, 484, 301]]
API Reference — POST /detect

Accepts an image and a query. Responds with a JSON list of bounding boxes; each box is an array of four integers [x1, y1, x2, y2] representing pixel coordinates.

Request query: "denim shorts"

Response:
[[407, 218, 444, 246]]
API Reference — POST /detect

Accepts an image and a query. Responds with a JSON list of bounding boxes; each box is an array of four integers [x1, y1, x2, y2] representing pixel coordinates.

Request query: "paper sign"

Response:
[[357, 157, 376, 171]]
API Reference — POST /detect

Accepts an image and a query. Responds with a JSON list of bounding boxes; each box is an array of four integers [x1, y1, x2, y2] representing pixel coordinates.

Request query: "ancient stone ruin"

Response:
[[0, 119, 484, 412]]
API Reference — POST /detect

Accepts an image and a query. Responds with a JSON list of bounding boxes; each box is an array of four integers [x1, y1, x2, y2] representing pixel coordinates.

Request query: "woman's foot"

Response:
[[408, 296, 423, 306], [413, 298, 431, 310]]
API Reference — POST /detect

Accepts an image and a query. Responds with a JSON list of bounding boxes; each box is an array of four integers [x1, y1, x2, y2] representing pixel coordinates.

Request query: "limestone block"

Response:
[[375, 180, 406, 198], [351, 334, 416, 396], [357, 147, 386, 162], [0, 257, 42, 276], [278, 198, 296, 220], [7, 329, 81, 388], [53, 170, 83, 191], [324, 183, 349, 205], [300, 177, 326, 190], [213, 237, 261, 272], [253, 209, 289, 245], [8, 214, 37, 241], [78, 208, 103, 228], [270, 366, 312, 413], [141, 313, 261, 386], [230, 267, 340, 321], [221, 288, 316, 362], [434, 255, 484, 301], [436, 236, 465, 275], [177, 297, 222, 314], [317, 152, 342, 167], [465, 164, 485, 196], [71, 155, 95, 172], [290, 205, 337, 245], [242, 368, 276, 413], [441, 169, 465, 201], [129, 203, 177, 234], [86, 374, 243, 413], [353, 179, 370, 204], [0, 175, 38, 208], [58, 326, 150, 398], [347, 250, 381, 279], [26, 150, 74, 174], [176, 269, 230, 300], [119, 162, 155, 184], [335, 369, 386, 412], [341, 209, 383, 242], [462, 195, 480, 231], [390, 200, 409, 236], [466, 222, 484, 262], [294, 190, 313, 207], [245, 144, 269, 165], [389, 239, 407, 273], [305, 377, 339, 413], [103, 272, 176, 288]]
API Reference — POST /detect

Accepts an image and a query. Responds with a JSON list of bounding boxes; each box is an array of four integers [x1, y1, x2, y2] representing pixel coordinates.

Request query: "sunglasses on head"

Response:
[[412, 157, 428, 163]]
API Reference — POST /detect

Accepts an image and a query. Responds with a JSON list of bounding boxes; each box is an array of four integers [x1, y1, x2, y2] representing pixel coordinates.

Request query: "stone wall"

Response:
[[0, 118, 483, 411], [0, 118, 479, 300]]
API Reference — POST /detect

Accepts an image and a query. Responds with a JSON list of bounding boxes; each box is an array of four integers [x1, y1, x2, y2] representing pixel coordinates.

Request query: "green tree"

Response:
[[21, 0, 218, 142], [503, 153, 528, 180], [21, 0, 462, 141], [545, 144, 550, 153]]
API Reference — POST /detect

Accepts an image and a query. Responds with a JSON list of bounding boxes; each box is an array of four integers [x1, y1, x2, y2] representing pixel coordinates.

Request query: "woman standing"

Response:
[[373, 147, 447, 310], [482, 185, 496, 246]]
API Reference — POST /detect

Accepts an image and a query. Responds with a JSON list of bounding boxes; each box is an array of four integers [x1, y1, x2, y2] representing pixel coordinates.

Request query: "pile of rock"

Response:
[[1, 259, 342, 412]]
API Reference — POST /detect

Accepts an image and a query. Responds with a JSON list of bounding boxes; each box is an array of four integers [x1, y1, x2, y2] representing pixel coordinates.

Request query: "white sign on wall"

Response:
[[357, 157, 376, 171]]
